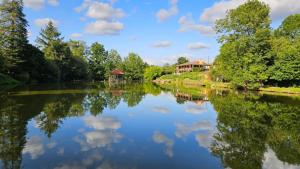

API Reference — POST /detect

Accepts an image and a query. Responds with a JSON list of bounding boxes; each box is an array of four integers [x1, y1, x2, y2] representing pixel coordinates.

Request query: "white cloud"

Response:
[[178, 14, 215, 36], [23, 136, 45, 159], [24, 0, 45, 10], [70, 33, 83, 39], [187, 42, 209, 50], [47, 0, 59, 6], [34, 18, 59, 27], [153, 131, 174, 157], [76, 0, 125, 36], [85, 20, 124, 35], [23, 0, 59, 9], [86, 2, 125, 20], [200, 0, 300, 24], [152, 40, 172, 48], [156, 0, 178, 22]]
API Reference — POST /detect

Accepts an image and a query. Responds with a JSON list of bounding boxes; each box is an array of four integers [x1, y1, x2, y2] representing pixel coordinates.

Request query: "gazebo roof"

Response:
[[111, 69, 125, 75]]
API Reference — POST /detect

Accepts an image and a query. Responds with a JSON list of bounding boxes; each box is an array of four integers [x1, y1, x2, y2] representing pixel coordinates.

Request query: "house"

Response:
[[109, 69, 125, 82], [176, 60, 211, 74]]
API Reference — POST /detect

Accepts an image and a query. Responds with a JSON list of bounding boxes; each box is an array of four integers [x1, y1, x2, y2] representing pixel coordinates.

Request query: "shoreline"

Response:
[[153, 79, 300, 95]]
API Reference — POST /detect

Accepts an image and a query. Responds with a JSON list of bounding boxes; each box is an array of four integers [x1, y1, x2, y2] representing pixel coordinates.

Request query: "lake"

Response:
[[0, 82, 300, 169]]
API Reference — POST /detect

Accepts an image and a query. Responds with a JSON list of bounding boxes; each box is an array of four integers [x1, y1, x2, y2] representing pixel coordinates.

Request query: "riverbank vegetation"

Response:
[[212, 0, 300, 90]]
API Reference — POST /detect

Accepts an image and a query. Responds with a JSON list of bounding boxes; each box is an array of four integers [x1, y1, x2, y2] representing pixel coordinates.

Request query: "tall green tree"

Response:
[[275, 14, 300, 39], [105, 49, 122, 79], [215, 0, 272, 89], [68, 40, 87, 60], [36, 21, 72, 81], [177, 57, 189, 65], [267, 15, 300, 86], [0, 0, 28, 76], [36, 21, 65, 61], [67, 40, 89, 80], [88, 42, 108, 80], [122, 53, 145, 80]]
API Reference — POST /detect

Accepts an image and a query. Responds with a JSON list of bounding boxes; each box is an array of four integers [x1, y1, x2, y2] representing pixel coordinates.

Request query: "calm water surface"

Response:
[[0, 83, 300, 169]]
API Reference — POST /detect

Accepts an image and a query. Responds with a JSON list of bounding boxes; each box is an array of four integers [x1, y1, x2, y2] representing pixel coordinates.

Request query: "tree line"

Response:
[[212, 0, 300, 89], [0, 0, 147, 84]]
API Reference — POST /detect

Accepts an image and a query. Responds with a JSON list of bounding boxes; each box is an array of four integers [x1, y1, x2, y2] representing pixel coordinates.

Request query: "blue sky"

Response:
[[23, 0, 300, 65]]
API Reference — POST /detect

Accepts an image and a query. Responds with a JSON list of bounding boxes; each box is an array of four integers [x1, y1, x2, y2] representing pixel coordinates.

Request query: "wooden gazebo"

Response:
[[109, 69, 125, 82]]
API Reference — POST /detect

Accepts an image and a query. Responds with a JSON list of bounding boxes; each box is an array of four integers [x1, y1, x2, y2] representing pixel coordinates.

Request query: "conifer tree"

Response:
[[0, 0, 28, 76]]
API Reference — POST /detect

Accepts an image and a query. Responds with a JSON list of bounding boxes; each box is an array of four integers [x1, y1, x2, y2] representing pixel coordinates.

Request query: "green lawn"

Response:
[[159, 72, 205, 81]]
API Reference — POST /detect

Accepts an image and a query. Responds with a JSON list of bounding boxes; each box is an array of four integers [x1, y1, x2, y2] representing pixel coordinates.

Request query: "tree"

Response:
[[177, 57, 189, 65], [0, 0, 28, 76], [36, 21, 65, 61], [215, 0, 272, 89], [36, 22, 73, 81], [267, 15, 300, 86], [144, 66, 163, 81], [24, 44, 59, 82], [275, 14, 300, 39], [88, 42, 108, 81], [122, 53, 145, 80], [68, 40, 87, 60], [105, 49, 122, 79], [67, 40, 89, 81]]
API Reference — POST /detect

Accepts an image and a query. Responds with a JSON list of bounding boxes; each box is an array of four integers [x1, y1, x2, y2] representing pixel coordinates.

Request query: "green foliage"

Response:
[[214, 0, 272, 89], [267, 37, 300, 85], [144, 66, 163, 81], [24, 44, 59, 82], [162, 63, 176, 75], [0, 0, 28, 76], [88, 42, 108, 81], [275, 14, 300, 39], [105, 49, 122, 79], [177, 57, 189, 65], [122, 53, 145, 80]]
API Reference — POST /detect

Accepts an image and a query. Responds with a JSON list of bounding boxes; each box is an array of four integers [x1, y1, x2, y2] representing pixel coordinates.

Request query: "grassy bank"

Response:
[[154, 72, 300, 95]]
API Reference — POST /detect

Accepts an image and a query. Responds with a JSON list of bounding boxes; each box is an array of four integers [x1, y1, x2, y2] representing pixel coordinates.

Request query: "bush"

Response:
[[144, 66, 163, 81]]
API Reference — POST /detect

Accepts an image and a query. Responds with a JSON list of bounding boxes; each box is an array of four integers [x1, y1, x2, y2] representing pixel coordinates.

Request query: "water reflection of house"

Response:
[[176, 60, 211, 74], [175, 92, 209, 105], [110, 89, 124, 96]]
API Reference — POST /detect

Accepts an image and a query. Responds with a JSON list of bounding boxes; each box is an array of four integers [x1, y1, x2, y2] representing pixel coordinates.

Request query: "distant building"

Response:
[[109, 69, 125, 82], [176, 60, 211, 74]]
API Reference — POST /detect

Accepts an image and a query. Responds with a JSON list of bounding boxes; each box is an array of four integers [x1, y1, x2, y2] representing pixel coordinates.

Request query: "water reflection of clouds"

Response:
[[175, 121, 212, 138], [152, 106, 170, 114], [84, 116, 121, 130], [23, 136, 45, 159], [263, 149, 300, 169], [185, 104, 206, 115], [153, 131, 174, 157], [175, 120, 216, 151], [75, 116, 123, 151]]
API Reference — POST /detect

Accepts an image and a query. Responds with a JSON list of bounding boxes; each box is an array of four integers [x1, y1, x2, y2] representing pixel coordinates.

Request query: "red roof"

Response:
[[111, 69, 124, 75]]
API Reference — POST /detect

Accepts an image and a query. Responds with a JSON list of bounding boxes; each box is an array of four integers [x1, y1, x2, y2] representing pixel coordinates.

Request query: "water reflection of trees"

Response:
[[209, 91, 300, 169], [0, 83, 162, 168]]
